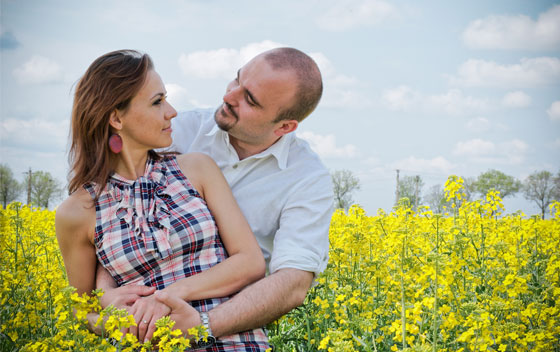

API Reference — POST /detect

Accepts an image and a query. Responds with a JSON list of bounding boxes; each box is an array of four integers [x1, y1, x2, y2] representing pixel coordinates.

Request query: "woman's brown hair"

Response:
[[68, 49, 154, 196]]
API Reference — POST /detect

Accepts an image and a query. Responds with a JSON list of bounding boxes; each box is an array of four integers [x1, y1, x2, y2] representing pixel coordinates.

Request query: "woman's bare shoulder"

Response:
[[175, 152, 220, 179], [175, 152, 216, 170], [175, 153, 221, 198], [55, 188, 95, 236]]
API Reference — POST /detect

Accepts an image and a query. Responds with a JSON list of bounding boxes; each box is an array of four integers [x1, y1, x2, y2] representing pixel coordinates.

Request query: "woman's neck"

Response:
[[113, 149, 150, 181]]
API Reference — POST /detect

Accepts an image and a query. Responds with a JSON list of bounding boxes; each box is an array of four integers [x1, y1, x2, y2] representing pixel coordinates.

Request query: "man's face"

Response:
[[214, 54, 298, 147]]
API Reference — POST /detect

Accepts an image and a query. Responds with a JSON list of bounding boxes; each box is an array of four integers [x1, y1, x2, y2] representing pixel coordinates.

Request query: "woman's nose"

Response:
[[166, 102, 177, 119]]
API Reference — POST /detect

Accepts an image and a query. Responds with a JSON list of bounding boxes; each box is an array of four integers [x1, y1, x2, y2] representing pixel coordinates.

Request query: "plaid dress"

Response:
[[84, 156, 270, 351]]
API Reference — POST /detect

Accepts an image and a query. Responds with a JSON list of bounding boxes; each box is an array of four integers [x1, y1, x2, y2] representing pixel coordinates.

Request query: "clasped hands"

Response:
[[97, 285, 201, 343]]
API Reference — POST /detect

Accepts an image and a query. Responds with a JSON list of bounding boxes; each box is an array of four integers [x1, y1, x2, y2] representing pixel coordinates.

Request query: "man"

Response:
[[97, 47, 333, 344]]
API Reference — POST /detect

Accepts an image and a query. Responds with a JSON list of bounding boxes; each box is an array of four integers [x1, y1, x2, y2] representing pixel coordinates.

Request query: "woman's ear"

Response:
[[274, 120, 298, 137], [109, 110, 123, 131]]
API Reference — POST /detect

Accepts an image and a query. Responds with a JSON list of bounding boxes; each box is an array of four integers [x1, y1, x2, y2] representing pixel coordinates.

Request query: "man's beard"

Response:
[[214, 104, 238, 132]]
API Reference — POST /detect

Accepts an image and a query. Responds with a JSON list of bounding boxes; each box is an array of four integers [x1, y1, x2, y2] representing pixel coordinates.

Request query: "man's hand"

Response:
[[154, 291, 201, 336], [99, 285, 156, 310]]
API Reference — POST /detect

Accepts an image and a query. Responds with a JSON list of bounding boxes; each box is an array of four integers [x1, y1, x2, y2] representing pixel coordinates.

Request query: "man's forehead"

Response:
[[238, 56, 297, 106]]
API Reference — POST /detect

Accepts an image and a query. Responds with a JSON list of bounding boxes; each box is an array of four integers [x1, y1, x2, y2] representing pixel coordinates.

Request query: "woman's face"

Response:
[[118, 69, 177, 151]]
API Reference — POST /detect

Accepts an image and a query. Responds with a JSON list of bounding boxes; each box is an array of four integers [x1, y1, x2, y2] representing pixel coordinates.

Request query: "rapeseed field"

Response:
[[1, 177, 559, 351]]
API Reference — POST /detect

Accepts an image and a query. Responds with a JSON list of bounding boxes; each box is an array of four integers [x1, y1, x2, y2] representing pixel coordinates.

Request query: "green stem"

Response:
[[432, 216, 439, 352], [401, 232, 407, 349]]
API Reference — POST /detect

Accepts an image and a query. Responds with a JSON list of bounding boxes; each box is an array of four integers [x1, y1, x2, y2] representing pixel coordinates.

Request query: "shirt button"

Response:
[[233, 164, 238, 169]]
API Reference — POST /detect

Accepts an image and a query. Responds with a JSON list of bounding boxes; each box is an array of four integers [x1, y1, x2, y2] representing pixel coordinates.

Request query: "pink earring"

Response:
[[108, 133, 123, 154]]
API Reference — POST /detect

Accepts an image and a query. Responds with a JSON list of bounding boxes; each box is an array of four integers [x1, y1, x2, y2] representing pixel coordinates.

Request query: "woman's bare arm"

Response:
[[161, 153, 265, 300], [128, 153, 265, 342], [55, 189, 97, 296]]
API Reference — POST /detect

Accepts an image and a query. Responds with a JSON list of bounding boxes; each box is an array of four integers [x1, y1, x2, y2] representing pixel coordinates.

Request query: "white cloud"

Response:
[[177, 41, 370, 108], [427, 89, 488, 115], [321, 87, 373, 108], [502, 91, 532, 108], [463, 5, 560, 50], [99, 2, 187, 33], [449, 57, 560, 87], [315, 0, 398, 31], [178, 40, 283, 79], [13, 56, 64, 84], [310, 52, 372, 108], [547, 101, 560, 122], [453, 138, 528, 165], [453, 139, 496, 157], [382, 85, 420, 111], [382, 86, 487, 115], [297, 131, 358, 158], [165, 83, 210, 110], [391, 156, 455, 175], [1, 117, 68, 151], [502, 139, 529, 164], [308, 52, 336, 77], [466, 117, 491, 133]]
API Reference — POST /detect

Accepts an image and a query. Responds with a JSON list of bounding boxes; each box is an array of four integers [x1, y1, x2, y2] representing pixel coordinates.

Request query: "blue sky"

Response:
[[1, 0, 559, 215]]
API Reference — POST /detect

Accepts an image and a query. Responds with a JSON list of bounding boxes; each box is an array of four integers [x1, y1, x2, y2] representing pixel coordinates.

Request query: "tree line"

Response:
[[0, 164, 63, 209], [3, 163, 559, 218], [331, 168, 560, 219]]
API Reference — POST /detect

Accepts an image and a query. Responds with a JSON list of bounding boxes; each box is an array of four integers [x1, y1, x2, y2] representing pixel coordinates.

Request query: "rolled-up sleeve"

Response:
[[269, 170, 334, 277]]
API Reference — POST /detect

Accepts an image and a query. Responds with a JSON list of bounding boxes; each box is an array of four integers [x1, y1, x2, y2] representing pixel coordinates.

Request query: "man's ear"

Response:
[[274, 120, 298, 137], [109, 110, 123, 131]]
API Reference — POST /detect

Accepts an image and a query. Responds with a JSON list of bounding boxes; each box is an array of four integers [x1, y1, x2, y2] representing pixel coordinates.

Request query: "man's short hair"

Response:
[[265, 48, 323, 123]]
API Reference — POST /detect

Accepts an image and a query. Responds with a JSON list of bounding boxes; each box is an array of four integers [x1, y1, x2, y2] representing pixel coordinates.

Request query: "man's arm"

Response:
[[200, 165, 333, 336], [209, 268, 313, 337]]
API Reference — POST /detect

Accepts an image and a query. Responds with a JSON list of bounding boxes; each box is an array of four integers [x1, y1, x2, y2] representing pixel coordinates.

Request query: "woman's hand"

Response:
[[128, 293, 171, 343], [99, 285, 156, 310]]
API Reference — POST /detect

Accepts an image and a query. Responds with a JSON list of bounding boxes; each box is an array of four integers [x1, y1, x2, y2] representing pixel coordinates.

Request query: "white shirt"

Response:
[[171, 109, 333, 276]]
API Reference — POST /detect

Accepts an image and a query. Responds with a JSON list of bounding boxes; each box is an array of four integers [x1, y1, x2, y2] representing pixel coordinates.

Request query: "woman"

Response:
[[55, 49, 270, 351]]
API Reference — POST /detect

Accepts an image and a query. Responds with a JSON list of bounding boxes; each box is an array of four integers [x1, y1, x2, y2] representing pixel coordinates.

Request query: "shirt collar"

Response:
[[207, 124, 292, 170], [206, 124, 221, 137], [258, 133, 291, 170]]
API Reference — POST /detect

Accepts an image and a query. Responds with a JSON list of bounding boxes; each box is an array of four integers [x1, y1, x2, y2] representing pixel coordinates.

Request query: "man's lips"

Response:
[[222, 102, 238, 120]]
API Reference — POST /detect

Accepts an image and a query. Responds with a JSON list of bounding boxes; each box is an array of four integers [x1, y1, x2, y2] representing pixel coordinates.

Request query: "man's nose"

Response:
[[223, 83, 241, 105]]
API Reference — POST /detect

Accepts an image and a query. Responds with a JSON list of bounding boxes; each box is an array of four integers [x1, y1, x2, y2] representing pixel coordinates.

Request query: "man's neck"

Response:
[[229, 135, 281, 160]]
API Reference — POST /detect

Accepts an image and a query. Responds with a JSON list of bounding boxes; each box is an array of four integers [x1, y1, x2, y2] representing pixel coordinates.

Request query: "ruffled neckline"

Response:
[[105, 157, 174, 259]]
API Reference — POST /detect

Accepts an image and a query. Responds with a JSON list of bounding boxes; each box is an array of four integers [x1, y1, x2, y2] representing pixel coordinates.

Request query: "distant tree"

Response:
[[331, 169, 361, 210], [555, 172, 560, 200], [425, 184, 450, 213], [523, 170, 560, 219], [25, 171, 63, 208], [462, 176, 477, 201], [397, 175, 424, 210], [474, 169, 521, 199], [0, 164, 22, 207]]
